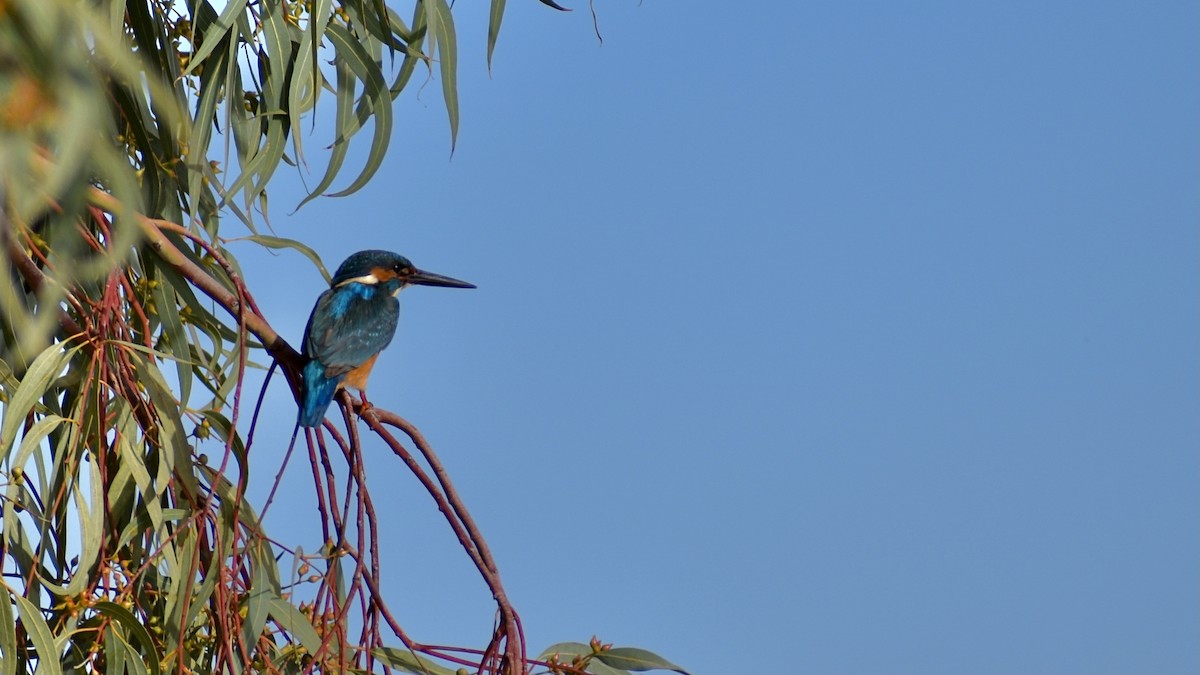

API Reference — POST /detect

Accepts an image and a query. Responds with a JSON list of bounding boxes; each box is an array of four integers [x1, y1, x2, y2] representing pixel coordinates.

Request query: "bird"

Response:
[[297, 249, 475, 428]]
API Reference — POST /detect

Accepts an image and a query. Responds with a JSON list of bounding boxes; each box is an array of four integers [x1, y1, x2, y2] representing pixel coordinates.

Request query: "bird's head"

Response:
[[330, 249, 476, 293]]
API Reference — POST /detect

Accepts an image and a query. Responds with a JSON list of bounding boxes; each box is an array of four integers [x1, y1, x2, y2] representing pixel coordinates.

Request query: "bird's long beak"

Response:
[[408, 268, 476, 289]]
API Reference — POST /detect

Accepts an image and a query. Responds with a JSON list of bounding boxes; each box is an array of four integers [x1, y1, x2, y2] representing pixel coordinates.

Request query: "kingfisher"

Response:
[[298, 249, 475, 428]]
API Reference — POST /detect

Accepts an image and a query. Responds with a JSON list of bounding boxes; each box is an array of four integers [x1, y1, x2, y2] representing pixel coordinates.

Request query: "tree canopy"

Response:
[[0, 0, 685, 673]]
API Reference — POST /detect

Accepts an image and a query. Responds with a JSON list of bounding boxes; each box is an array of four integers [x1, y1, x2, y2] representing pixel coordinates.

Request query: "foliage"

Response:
[[0, 0, 686, 673]]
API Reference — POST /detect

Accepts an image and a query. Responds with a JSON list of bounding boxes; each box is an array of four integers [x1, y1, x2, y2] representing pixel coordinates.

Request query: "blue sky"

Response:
[[232, 2, 1200, 673]]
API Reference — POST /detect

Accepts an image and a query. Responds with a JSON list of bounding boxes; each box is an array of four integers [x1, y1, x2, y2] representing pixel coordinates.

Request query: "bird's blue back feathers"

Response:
[[297, 248, 470, 427], [298, 280, 400, 427], [327, 281, 374, 318], [299, 358, 342, 427], [304, 283, 400, 369]]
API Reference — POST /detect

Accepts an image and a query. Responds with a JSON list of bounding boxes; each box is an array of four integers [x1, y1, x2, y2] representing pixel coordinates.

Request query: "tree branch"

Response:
[[84, 186, 305, 392]]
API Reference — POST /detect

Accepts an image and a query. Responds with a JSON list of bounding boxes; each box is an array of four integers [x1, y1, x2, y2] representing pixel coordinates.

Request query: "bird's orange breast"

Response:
[[341, 353, 380, 392]]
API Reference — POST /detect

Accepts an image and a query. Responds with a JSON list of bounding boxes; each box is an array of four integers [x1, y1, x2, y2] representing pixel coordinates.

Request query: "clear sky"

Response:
[[231, 2, 1200, 673]]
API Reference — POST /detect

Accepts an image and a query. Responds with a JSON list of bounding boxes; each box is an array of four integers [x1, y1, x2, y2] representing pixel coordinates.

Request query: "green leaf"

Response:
[[0, 580, 16, 675], [12, 415, 70, 470], [113, 504, 188, 552], [308, 0, 335, 89], [154, 267, 194, 407], [372, 646, 459, 675], [344, 0, 408, 52], [426, 0, 460, 150], [175, 530, 223, 649], [325, 23, 393, 197], [61, 449, 104, 596], [182, 0, 248, 75], [103, 627, 128, 675], [262, 0, 302, 169], [0, 343, 77, 458], [92, 601, 163, 675], [538, 642, 591, 659], [241, 541, 274, 652], [596, 648, 690, 675], [287, 0, 325, 165], [487, 0, 506, 71], [233, 235, 331, 283], [260, 2, 297, 105], [109, 82, 164, 215], [229, 60, 260, 164], [133, 353, 200, 499], [110, 405, 166, 537], [586, 659, 631, 675], [122, 0, 165, 74], [41, 80, 99, 224], [12, 592, 62, 675], [186, 31, 232, 227], [221, 13, 291, 212], [266, 596, 323, 655], [212, 499, 277, 649], [389, 5, 427, 97], [286, 41, 314, 168], [295, 53, 356, 209]]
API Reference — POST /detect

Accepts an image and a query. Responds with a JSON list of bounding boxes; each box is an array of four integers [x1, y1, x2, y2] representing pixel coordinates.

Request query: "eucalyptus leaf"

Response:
[[538, 641, 592, 659], [0, 580, 16, 675], [12, 593, 62, 675], [235, 235, 332, 283], [325, 22, 394, 197], [596, 647, 691, 675], [372, 646, 460, 675], [92, 601, 163, 675], [427, 0, 460, 149], [0, 343, 77, 457]]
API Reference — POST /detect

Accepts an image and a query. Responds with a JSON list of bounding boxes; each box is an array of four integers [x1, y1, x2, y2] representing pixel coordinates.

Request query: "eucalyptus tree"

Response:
[[0, 0, 685, 673]]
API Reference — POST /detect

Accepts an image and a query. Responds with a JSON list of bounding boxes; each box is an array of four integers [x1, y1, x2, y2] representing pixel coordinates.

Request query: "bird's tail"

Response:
[[299, 359, 340, 428]]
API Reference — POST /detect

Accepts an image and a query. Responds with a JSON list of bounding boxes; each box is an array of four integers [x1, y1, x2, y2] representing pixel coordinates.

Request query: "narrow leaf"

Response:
[[344, 0, 407, 52], [219, 18, 290, 211], [133, 355, 200, 499], [186, 33, 231, 227], [234, 235, 331, 283], [59, 449, 103, 596], [373, 646, 459, 675], [487, 0, 506, 71], [12, 415, 70, 470], [12, 593, 62, 675], [426, 0, 460, 150], [0, 343, 76, 457], [325, 23, 393, 197], [182, 0, 248, 75], [92, 602, 163, 675], [538, 642, 591, 659], [586, 660, 631, 675], [154, 270, 193, 407], [295, 54, 356, 209], [241, 550, 273, 653], [103, 628, 128, 675], [596, 648, 690, 675], [266, 596, 324, 654], [0, 580, 16, 675], [388, 4, 427, 97]]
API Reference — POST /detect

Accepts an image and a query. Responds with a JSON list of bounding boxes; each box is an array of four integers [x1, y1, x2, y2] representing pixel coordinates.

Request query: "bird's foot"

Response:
[[356, 392, 375, 418]]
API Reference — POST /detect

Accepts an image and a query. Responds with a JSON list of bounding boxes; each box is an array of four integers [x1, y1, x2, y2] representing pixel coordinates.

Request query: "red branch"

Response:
[[69, 190, 529, 675]]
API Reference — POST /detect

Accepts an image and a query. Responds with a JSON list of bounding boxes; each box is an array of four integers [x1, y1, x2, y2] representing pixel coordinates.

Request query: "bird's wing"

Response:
[[302, 286, 399, 377]]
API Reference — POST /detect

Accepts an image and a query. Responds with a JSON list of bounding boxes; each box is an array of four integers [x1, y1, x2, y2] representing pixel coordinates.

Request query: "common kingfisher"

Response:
[[298, 249, 475, 428]]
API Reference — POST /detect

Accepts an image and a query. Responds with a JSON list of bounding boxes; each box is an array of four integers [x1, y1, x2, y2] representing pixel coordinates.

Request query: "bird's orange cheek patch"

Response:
[[371, 266, 399, 282]]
